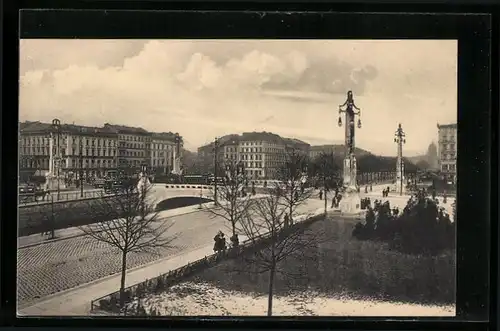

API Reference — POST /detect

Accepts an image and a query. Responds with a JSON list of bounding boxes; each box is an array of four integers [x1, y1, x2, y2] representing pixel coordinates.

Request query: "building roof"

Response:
[[151, 132, 180, 142], [19, 121, 184, 139], [19, 121, 118, 137], [198, 131, 312, 152], [437, 123, 457, 129], [103, 123, 150, 135], [240, 131, 283, 143], [19, 121, 53, 133]]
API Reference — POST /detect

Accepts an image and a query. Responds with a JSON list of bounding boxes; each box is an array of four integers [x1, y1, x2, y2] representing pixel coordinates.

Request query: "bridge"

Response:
[[145, 183, 278, 210], [146, 184, 216, 209]]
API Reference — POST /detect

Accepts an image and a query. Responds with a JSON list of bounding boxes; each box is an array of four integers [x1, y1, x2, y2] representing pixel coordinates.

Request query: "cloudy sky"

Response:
[[19, 39, 457, 156]]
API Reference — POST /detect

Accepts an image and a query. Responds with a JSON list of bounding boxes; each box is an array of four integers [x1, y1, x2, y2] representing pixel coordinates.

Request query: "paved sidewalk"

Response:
[[18, 204, 325, 316]]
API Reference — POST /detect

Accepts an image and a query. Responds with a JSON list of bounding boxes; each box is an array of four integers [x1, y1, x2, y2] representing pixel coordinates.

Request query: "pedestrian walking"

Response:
[[319, 190, 323, 200]]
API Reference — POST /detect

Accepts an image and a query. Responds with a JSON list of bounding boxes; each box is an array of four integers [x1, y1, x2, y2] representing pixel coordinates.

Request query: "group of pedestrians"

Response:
[[317, 188, 343, 209], [213, 231, 239, 253]]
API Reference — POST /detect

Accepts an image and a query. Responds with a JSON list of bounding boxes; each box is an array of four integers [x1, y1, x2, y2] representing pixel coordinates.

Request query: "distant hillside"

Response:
[[407, 155, 428, 165], [310, 144, 372, 158]]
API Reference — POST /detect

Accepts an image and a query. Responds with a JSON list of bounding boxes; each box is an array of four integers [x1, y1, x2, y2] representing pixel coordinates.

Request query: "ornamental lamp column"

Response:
[[394, 123, 406, 196]]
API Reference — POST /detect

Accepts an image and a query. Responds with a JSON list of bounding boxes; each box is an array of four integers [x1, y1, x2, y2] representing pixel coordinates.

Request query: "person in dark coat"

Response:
[[230, 233, 239, 248], [319, 190, 323, 200]]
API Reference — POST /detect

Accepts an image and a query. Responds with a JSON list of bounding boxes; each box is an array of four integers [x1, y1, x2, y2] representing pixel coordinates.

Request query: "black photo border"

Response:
[[1, 6, 494, 330]]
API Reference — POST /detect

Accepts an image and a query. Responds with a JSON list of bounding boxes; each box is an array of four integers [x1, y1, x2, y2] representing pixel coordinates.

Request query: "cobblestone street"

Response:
[[17, 210, 224, 306], [17, 199, 324, 306]]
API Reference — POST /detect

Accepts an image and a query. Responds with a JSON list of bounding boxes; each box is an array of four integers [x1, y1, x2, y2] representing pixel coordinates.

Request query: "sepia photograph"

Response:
[[18, 39, 457, 317]]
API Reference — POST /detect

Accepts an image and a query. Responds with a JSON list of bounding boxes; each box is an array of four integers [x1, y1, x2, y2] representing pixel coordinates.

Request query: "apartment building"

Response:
[[197, 131, 310, 180], [19, 122, 53, 180], [437, 123, 457, 182], [19, 121, 119, 182], [151, 132, 177, 175], [103, 124, 152, 172], [20, 121, 184, 182]]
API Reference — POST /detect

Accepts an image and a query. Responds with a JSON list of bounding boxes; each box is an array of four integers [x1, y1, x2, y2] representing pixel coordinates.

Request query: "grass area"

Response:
[[188, 216, 456, 305]]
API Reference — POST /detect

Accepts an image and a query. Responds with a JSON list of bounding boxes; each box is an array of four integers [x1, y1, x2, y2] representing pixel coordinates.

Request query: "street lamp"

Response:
[[52, 119, 61, 201], [394, 123, 406, 196], [213, 137, 219, 205], [173, 133, 181, 178], [79, 133, 84, 198]]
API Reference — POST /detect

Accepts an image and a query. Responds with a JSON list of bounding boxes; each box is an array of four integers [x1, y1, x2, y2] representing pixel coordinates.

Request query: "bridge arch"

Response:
[[146, 184, 215, 210], [155, 196, 214, 212]]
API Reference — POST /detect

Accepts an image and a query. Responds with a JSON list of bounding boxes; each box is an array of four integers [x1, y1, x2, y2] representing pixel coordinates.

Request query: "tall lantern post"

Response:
[[394, 123, 406, 196], [51, 119, 62, 201], [213, 137, 220, 205], [337, 90, 363, 214]]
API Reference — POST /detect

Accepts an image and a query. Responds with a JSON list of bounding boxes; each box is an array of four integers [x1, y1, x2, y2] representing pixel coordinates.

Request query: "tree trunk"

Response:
[[119, 250, 128, 308], [50, 197, 55, 240], [324, 189, 327, 214], [267, 264, 276, 316]]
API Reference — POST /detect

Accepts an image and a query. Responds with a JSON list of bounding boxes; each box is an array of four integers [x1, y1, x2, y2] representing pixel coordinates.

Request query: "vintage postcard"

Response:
[[18, 39, 457, 317]]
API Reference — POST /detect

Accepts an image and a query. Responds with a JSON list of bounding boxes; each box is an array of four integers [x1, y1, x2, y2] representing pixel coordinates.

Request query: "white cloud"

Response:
[[19, 39, 457, 155]]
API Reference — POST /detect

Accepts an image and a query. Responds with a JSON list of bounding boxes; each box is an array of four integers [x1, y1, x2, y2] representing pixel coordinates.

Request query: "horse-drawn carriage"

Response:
[[18, 184, 49, 204]]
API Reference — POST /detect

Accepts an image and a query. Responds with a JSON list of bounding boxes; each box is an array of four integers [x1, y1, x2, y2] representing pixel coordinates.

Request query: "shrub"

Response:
[[352, 190, 455, 256], [194, 218, 455, 305]]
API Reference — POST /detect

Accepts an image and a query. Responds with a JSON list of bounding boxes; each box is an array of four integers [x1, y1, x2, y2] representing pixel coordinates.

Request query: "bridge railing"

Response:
[[18, 190, 106, 206]]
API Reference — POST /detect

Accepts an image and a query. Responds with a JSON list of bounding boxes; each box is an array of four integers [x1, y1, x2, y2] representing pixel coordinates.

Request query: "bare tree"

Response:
[[237, 185, 324, 316], [275, 149, 313, 225], [79, 176, 176, 307], [25, 194, 59, 239], [204, 162, 254, 242], [41, 195, 58, 239], [313, 152, 342, 213]]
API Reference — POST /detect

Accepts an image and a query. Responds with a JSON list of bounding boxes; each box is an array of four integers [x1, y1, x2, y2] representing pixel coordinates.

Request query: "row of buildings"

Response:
[[194, 123, 458, 182], [19, 121, 183, 182], [197, 132, 311, 179]]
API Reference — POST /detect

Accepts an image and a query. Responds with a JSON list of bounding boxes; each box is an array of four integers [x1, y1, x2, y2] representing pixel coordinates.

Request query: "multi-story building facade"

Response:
[[63, 124, 119, 180], [151, 132, 176, 175], [20, 121, 184, 184], [19, 121, 119, 182], [19, 122, 53, 181], [217, 134, 240, 165], [437, 123, 457, 182], [103, 124, 152, 173], [197, 132, 310, 180]]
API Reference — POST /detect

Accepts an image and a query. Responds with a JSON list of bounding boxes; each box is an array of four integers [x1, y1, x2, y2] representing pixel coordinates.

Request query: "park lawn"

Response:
[[189, 216, 456, 306]]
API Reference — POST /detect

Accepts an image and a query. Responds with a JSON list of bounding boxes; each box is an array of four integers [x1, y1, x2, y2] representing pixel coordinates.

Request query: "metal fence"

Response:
[[90, 212, 325, 314]]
